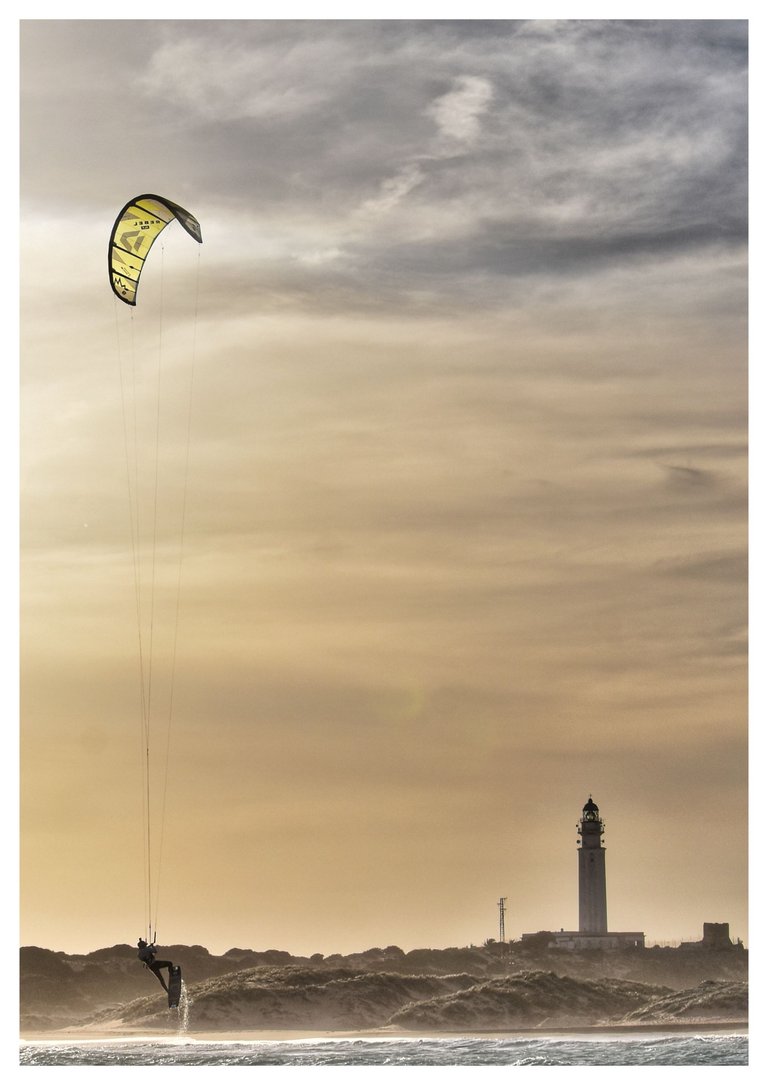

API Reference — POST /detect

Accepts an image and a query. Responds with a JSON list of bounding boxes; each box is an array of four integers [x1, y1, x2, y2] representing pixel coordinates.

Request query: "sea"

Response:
[[19, 1033, 748, 1067]]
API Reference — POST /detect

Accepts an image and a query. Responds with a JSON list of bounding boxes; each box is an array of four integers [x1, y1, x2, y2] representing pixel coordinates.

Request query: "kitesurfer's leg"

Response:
[[149, 962, 170, 992]]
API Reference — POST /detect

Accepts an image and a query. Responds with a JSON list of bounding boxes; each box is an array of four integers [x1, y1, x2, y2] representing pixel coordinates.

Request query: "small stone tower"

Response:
[[577, 796, 608, 933]]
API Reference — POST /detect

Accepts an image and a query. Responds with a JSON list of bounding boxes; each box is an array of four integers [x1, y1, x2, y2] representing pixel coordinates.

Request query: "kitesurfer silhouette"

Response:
[[137, 938, 174, 993]]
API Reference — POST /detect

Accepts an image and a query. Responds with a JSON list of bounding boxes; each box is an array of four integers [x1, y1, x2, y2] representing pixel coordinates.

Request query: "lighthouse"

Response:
[[577, 795, 608, 934], [520, 794, 644, 949]]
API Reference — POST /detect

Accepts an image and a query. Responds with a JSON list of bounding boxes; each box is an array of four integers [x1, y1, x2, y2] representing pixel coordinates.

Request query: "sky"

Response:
[[19, 16, 748, 957]]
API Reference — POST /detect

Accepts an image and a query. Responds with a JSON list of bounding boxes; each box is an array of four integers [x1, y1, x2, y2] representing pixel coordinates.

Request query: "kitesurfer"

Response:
[[137, 938, 174, 993]]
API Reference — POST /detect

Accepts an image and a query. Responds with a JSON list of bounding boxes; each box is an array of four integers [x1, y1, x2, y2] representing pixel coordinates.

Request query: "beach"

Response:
[[21, 1019, 748, 1043]]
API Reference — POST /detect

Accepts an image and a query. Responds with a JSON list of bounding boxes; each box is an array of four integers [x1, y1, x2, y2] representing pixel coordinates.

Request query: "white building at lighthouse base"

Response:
[[520, 929, 645, 950]]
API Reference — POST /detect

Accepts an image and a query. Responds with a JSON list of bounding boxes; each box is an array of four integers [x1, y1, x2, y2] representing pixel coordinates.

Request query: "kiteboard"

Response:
[[168, 965, 182, 1009]]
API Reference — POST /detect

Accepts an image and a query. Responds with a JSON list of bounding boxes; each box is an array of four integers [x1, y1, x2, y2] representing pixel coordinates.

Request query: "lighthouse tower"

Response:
[[520, 794, 644, 949], [577, 796, 607, 933]]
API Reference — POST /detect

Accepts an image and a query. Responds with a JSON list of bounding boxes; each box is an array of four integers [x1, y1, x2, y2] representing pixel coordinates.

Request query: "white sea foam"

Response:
[[19, 1034, 748, 1067]]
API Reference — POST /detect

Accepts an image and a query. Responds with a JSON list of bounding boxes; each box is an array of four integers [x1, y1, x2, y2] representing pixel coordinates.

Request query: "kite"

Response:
[[108, 194, 202, 305]]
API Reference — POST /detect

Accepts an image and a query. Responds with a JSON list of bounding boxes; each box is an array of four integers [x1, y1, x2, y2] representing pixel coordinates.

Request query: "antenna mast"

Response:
[[498, 896, 508, 943]]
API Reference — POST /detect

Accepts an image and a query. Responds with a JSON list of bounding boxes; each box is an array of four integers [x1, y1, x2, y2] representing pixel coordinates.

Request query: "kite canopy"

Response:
[[109, 194, 202, 305]]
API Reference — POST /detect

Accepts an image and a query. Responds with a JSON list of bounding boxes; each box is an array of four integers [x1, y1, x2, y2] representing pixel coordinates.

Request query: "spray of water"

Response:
[[176, 980, 191, 1034]]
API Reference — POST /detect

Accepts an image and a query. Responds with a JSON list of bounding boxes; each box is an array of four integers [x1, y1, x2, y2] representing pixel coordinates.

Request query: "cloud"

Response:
[[355, 164, 427, 220], [345, 74, 491, 237], [660, 463, 717, 489], [140, 32, 355, 122], [427, 75, 493, 144], [654, 552, 747, 584], [294, 247, 344, 267]]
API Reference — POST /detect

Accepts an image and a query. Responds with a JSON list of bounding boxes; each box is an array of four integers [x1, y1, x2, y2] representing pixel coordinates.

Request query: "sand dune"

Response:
[[21, 943, 747, 1035]]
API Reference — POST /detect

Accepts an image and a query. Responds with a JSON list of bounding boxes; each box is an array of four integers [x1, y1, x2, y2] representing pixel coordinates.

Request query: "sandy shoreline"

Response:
[[20, 1020, 748, 1043]]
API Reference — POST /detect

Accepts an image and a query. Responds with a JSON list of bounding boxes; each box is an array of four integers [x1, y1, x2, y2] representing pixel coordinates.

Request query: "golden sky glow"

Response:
[[20, 17, 747, 955]]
